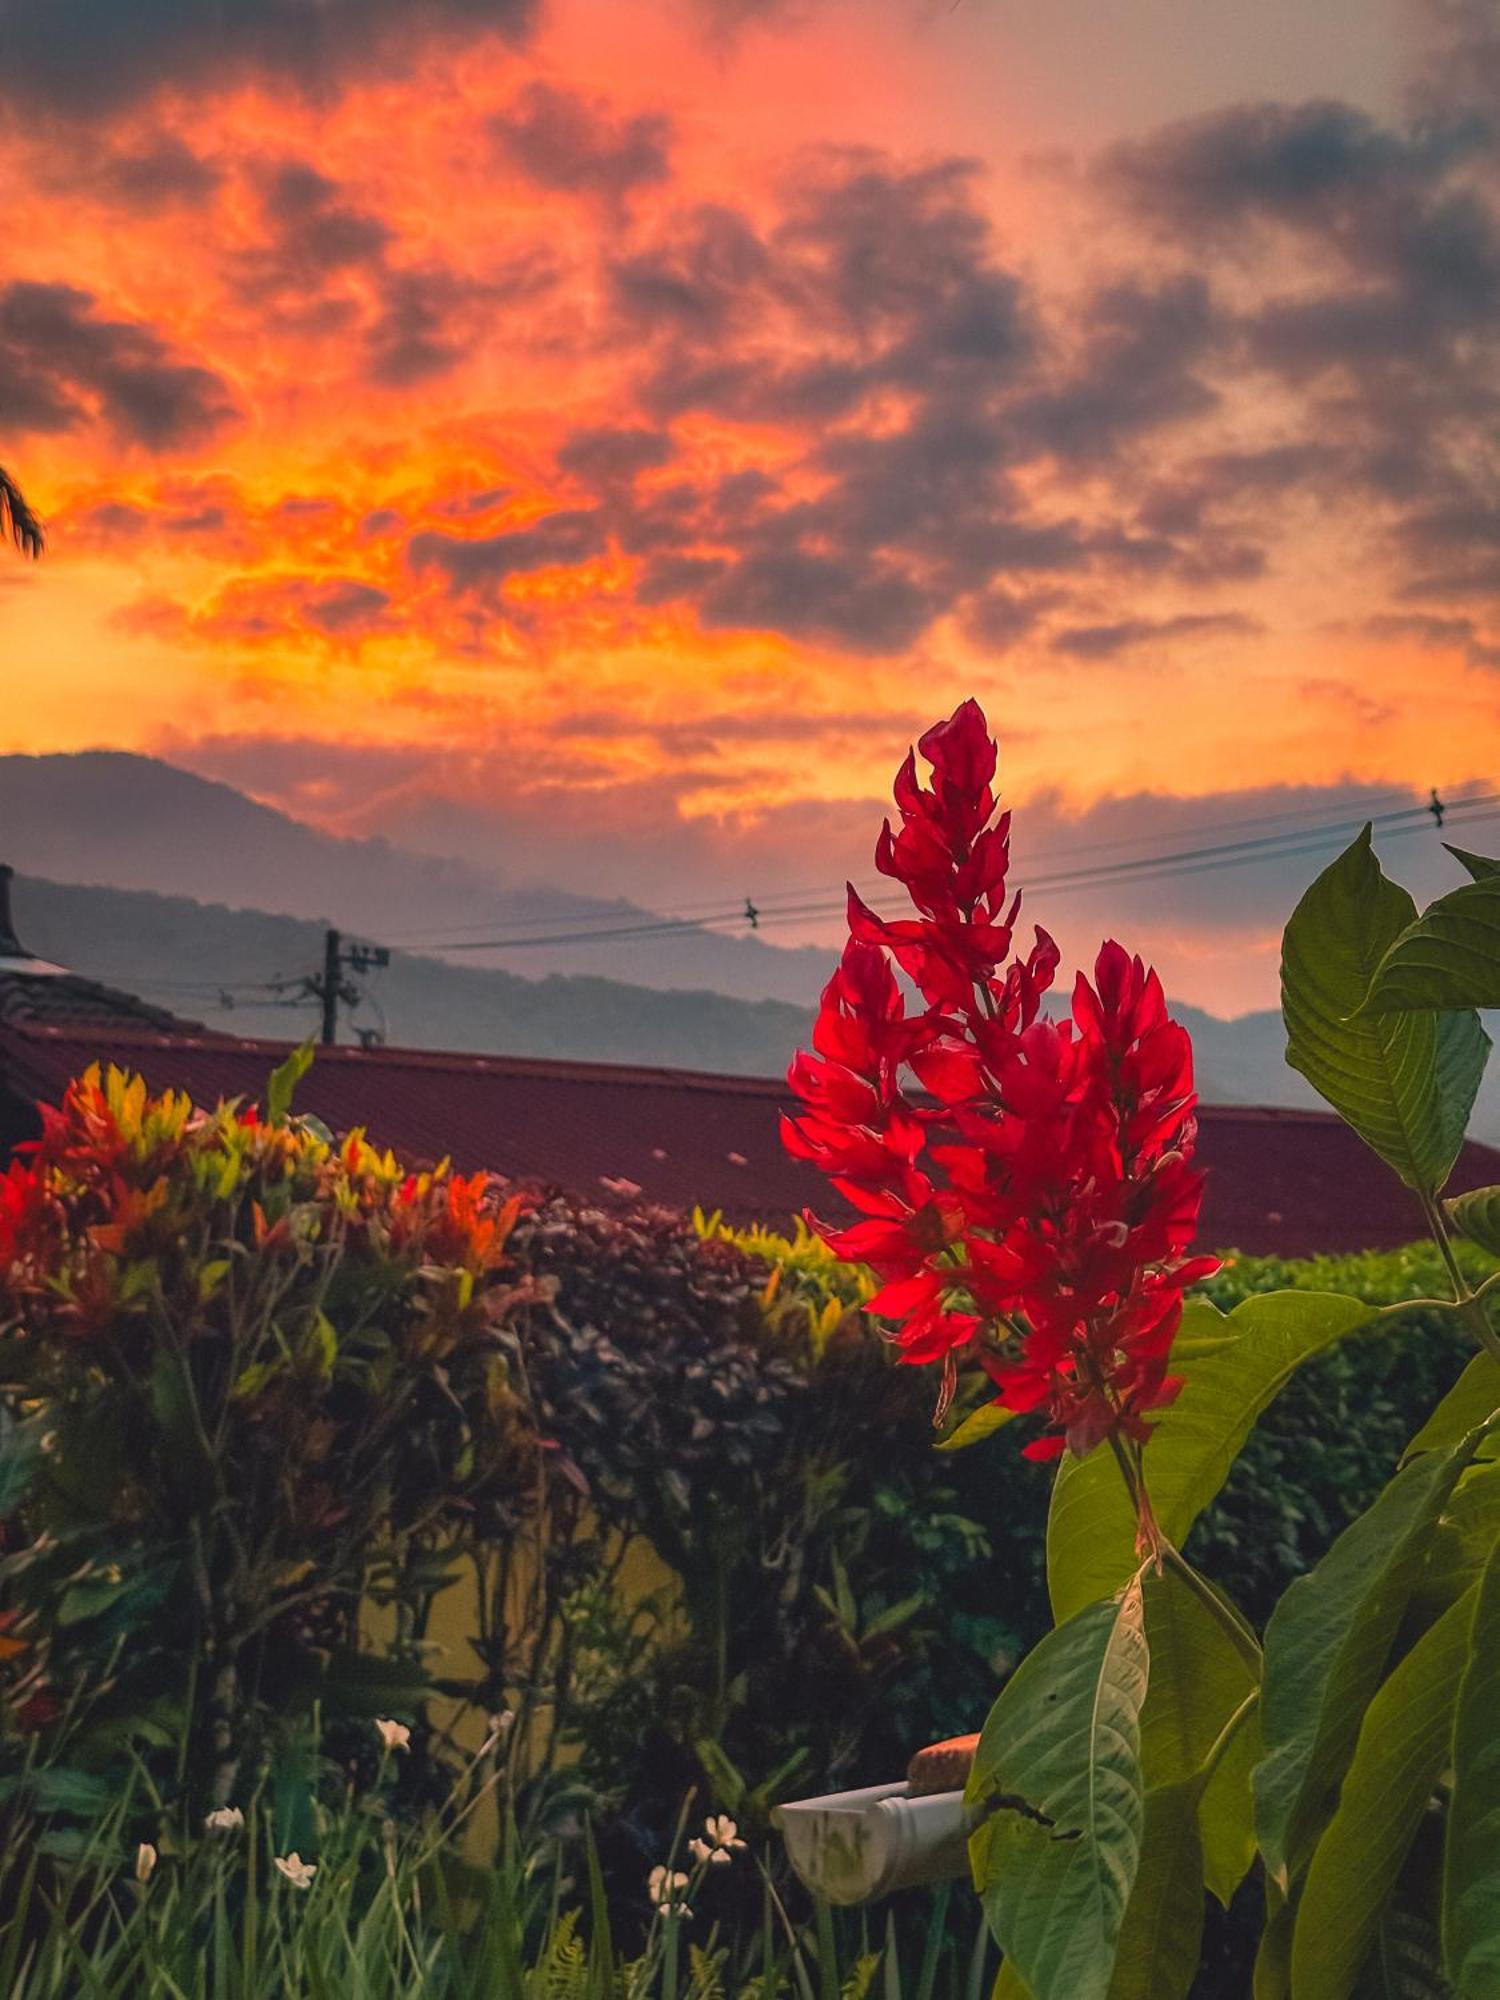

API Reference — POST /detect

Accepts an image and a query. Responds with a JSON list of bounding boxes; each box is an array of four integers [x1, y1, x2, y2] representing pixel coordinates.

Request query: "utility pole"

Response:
[[321, 927, 341, 1046], [294, 928, 390, 1047]]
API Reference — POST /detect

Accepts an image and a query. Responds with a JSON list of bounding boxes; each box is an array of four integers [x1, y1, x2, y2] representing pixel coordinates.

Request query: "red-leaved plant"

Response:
[[783, 699, 1215, 1510]]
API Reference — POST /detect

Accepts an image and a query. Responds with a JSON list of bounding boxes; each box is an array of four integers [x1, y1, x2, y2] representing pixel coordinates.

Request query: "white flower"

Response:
[[374, 1718, 411, 1753], [648, 1864, 690, 1915], [274, 1852, 317, 1890], [701, 1814, 745, 1855], [204, 1806, 245, 1833], [688, 1838, 731, 1866], [134, 1842, 157, 1884]]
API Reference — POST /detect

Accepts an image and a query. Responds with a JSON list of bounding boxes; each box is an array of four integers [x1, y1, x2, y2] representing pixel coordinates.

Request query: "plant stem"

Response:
[[1199, 1687, 1259, 1787], [1157, 1541, 1263, 1677], [1420, 1191, 1500, 1367], [1105, 1430, 1263, 1676]]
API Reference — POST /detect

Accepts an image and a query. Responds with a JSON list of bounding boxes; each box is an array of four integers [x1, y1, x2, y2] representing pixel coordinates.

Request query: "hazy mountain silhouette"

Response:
[[0, 751, 833, 1004], [7, 757, 1496, 1141]]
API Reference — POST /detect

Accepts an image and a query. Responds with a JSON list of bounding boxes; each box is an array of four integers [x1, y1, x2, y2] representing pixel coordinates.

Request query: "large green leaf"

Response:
[[1105, 1780, 1204, 2000], [1254, 1434, 1484, 1888], [1281, 828, 1487, 1192], [1404, 1352, 1500, 1460], [1447, 845, 1500, 883], [968, 1578, 1150, 2000], [1442, 1534, 1500, 1998], [1358, 878, 1500, 1017], [1290, 1582, 1475, 1999], [1138, 1568, 1258, 1907], [1446, 1184, 1500, 1258], [1415, 1464, 1500, 1621], [1049, 1292, 1372, 1623]]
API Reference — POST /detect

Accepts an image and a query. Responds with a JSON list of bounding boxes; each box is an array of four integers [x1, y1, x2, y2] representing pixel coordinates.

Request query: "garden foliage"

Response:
[[0, 1053, 539, 1832], [783, 701, 1500, 2000]]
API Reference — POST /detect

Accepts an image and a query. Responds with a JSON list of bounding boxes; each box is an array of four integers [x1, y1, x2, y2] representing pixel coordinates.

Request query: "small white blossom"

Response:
[[134, 1843, 157, 1884], [702, 1814, 745, 1854], [274, 1853, 317, 1890], [688, 1837, 732, 1866], [204, 1806, 245, 1833], [648, 1865, 690, 1915], [374, 1718, 411, 1753]]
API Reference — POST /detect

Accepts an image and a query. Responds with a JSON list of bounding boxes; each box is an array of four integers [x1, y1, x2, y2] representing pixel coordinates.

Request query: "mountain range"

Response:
[[3, 750, 1496, 1139], [0, 752, 830, 1005]]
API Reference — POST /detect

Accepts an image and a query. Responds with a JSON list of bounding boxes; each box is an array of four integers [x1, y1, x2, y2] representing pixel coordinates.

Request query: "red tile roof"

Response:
[[3, 1018, 1497, 1258]]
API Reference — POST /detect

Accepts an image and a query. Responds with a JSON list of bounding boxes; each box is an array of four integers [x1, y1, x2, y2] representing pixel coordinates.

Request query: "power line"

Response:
[[381, 778, 1491, 945], [393, 792, 1500, 957]]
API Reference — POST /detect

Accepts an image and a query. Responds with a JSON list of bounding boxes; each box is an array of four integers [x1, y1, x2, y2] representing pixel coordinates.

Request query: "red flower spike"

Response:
[[782, 700, 1217, 1470]]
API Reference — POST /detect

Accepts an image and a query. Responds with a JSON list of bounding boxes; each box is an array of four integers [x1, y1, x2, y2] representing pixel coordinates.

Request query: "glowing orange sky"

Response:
[[2, 0, 1498, 1010]]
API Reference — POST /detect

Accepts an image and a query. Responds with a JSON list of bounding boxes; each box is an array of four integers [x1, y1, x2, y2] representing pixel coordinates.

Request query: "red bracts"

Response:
[[783, 700, 1216, 1462]]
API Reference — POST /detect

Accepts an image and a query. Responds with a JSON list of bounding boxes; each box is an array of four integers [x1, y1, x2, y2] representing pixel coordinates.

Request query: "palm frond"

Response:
[[0, 463, 43, 558]]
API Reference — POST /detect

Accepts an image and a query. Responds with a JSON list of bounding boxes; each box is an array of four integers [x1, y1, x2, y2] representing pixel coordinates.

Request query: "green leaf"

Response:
[[991, 1965, 1031, 2000], [968, 1577, 1150, 2000], [936, 1402, 1018, 1451], [1252, 1890, 1294, 2000], [1442, 1534, 1500, 1997], [1290, 1581, 1475, 1999], [1445, 1185, 1500, 1258], [1048, 1292, 1372, 1623], [0, 1415, 44, 1515], [1446, 844, 1500, 882], [1416, 1465, 1500, 1619], [1373, 1907, 1453, 1998], [1138, 1568, 1258, 1907], [1281, 828, 1488, 1192], [1357, 878, 1500, 1017], [1254, 1433, 1485, 1888], [320, 1649, 434, 1717], [1105, 1781, 1205, 2000], [1405, 1351, 1500, 1460], [267, 1039, 316, 1125]]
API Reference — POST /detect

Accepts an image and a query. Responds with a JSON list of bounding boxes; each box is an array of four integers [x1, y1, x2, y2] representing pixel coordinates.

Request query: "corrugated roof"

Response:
[[2, 1017, 1496, 1257], [0, 967, 201, 1036]]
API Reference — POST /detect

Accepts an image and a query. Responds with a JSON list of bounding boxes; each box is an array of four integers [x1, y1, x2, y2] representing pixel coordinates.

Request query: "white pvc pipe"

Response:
[[772, 1782, 973, 1906]]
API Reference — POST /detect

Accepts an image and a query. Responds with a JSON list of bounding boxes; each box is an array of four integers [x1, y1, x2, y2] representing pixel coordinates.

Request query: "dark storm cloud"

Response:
[[91, 135, 224, 207], [0, 0, 538, 120], [1363, 610, 1500, 668], [1099, 98, 1489, 240], [556, 425, 677, 486], [491, 82, 673, 197], [1050, 611, 1261, 660], [239, 159, 393, 302], [0, 281, 237, 448], [1011, 274, 1220, 463], [409, 509, 609, 589]]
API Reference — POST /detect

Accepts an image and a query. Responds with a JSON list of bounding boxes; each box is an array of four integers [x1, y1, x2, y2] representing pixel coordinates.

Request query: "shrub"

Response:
[[0, 1057, 538, 1839]]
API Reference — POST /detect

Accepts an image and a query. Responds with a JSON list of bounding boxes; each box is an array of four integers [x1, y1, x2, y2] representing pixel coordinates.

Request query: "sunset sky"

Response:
[[4, 0, 1500, 1012]]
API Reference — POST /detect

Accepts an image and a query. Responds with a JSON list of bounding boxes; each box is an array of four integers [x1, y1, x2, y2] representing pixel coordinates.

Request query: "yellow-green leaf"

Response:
[[1442, 1533, 1500, 1997], [1048, 1291, 1371, 1624], [969, 1578, 1150, 2000], [1291, 1582, 1474, 1999], [937, 1402, 1018, 1452]]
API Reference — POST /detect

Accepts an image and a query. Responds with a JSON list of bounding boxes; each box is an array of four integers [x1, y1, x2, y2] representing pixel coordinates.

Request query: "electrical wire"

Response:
[[393, 792, 1500, 956], [383, 778, 1455, 944]]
